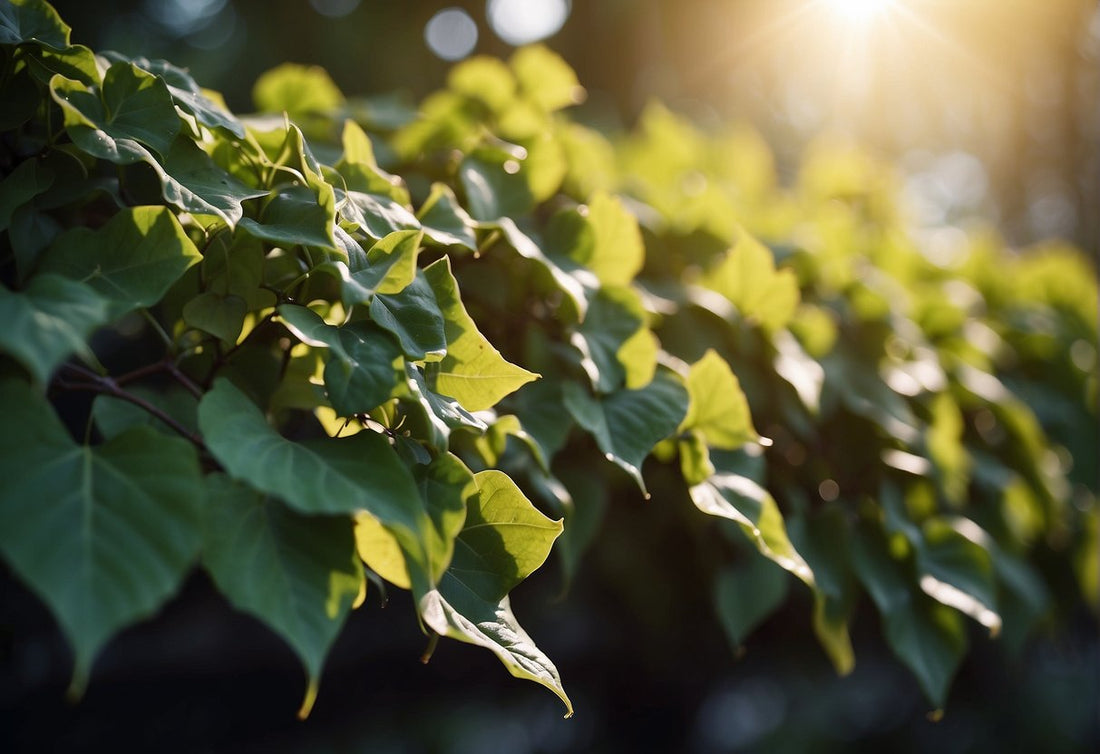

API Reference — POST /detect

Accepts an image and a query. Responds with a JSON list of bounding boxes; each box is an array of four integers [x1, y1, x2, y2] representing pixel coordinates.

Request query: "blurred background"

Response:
[[3, 1, 1098, 752], [48, 0, 1100, 254]]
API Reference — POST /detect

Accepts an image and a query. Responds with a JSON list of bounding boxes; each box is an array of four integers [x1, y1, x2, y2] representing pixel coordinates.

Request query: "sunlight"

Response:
[[822, 0, 898, 25]]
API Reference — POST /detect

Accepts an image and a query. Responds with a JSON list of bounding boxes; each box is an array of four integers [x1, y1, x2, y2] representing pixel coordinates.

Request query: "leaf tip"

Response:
[[296, 678, 319, 720]]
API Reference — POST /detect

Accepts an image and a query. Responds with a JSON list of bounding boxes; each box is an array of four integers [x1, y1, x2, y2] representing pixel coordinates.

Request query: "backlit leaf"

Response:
[[679, 349, 758, 449]]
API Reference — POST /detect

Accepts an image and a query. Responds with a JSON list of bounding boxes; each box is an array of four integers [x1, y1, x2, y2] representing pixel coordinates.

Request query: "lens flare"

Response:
[[822, 0, 897, 24]]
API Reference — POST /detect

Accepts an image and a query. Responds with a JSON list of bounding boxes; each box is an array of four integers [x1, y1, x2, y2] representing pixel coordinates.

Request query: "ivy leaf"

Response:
[[0, 0, 70, 49], [198, 379, 437, 586], [571, 286, 657, 393], [38, 206, 201, 317], [546, 193, 644, 287], [0, 379, 203, 695], [700, 225, 799, 332], [714, 553, 790, 649], [788, 507, 856, 674], [252, 62, 344, 117], [115, 54, 246, 138], [335, 120, 408, 201], [424, 257, 539, 411], [183, 291, 248, 344], [563, 367, 688, 496], [158, 137, 269, 226], [851, 519, 967, 709], [51, 62, 180, 157], [490, 217, 588, 320], [510, 44, 584, 113], [417, 469, 571, 717], [916, 518, 1002, 636], [0, 275, 109, 383], [202, 474, 363, 719], [689, 468, 815, 586], [337, 188, 420, 241], [679, 349, 758, 449], [239, 181, 337, 251], [278, 304, 403, 417], [369, 269, 448, 361], [459, 147, 535, 222], [417, 182, 478, 250]]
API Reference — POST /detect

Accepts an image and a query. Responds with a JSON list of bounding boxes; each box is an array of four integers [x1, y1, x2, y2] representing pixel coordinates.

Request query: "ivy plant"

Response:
[[1, 0, 1096, 720]]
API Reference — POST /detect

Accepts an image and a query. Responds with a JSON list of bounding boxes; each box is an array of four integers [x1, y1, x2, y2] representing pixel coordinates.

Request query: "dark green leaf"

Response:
[[0, 379, 203, 693], [202, 474, 363, 719], [563, 367, 688, 495], [368, 270, 447, 361], [0, 0, 70, 49], [38, 206, 201, 317], [239, 182, 337, 251], [183, 291, 248, 343], [0, 275, 108, 383], [714, 554, 790, 648]]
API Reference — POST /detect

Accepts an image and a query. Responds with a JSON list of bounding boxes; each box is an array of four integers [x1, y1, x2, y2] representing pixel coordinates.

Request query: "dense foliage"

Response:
[[1, 0, 1096, 722]]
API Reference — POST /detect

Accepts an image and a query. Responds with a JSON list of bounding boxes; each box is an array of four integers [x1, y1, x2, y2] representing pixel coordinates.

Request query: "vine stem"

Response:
[[56, 364, 205, 450]]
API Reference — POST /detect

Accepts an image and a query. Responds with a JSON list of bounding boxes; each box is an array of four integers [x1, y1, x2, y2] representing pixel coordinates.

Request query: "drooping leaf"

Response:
[[0, 275, 109, 383], [851, 519, 967, 709], [0, 379, 203, 694], [689, 469, 815, 586], [417, 468, 570, 717], [714, 553, 790, 649], [202, 474, 363, 719], [679, 349, 758, 449], [424, 257, 539, 411], [198, 379, 438, 586], [278, 304, 403, 417], [38, 206, 201, 317], [563, 367, 688, 495]]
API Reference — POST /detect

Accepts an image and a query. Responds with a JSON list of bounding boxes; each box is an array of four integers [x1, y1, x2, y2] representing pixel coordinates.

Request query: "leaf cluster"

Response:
[[1, 0, 1096, 716]]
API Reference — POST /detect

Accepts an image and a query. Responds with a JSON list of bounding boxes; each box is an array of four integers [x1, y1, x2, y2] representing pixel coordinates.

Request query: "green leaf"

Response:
[[851, 520, 967, 709], [38, 206, 201, 317], [447, 56, 516, 112], [424, 257, 539, 411], [547, 193, 644, 288], [337, 189, 420, 241], [0, 157, 55, 233], [0, 0, 70, 49], [239, 181, 337, 251], [417, 182, 478, 250], [714, 553, 790, 648], [198, 379, 437, 585], [700, 225, 799, 332], [277, 304, 403, 416], [252, 62, 344, 117], [510, 44, 584, 112], [115, 54, 246, 138], [449, 470, 563, 601], [202, 474, 363, 719], [490, 217, 588, 319], [183, 291, 247, 344], [563, 367, 688, 496], [334, 120, 408, 201], [679, 349, 758, 449], [52, 63, 180, 157], [459, 147, 535, 222], [346, 229, 422, 300], [689, 469, 815, 586], [917, 518, 1001, 636], [571, 286, 656, 393], [369, 270, 447, 361], [419, 589, 572, 717], [404, 363, 488, 442], [0, 275, 109, 383], [158, 137, 270, 226], [416, 469, 570, 717], [788, 508, 856, 674], [0, 379, 203, 694]]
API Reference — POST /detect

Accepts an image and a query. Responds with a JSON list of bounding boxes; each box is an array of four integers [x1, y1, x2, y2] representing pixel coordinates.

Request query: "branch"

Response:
[[55, 364, 205, 450]]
